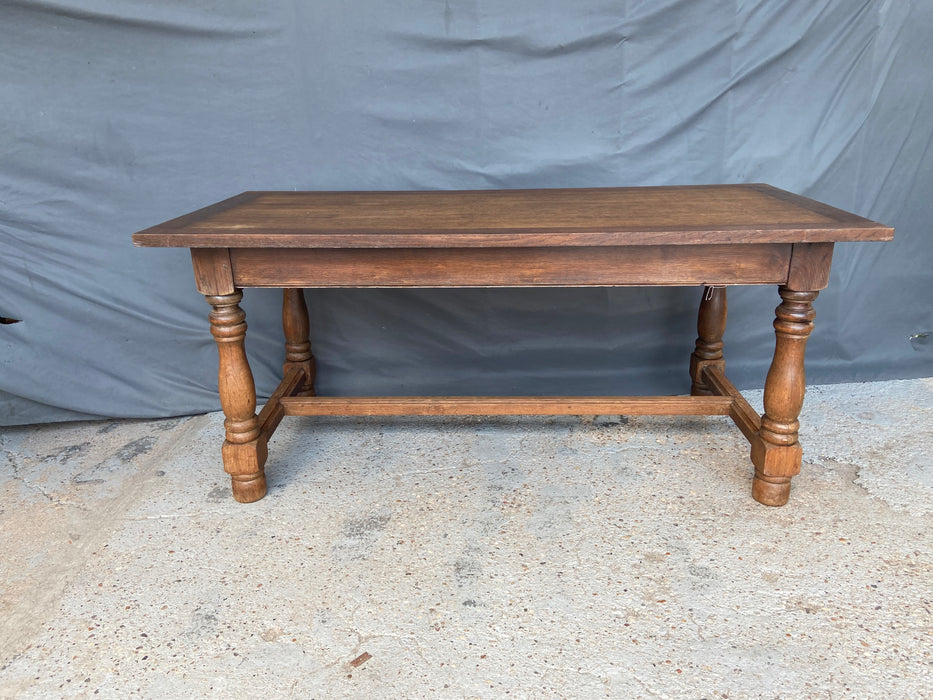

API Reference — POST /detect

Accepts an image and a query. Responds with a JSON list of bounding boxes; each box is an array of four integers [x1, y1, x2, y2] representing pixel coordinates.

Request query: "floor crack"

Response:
[[3, 447, 85, 509]]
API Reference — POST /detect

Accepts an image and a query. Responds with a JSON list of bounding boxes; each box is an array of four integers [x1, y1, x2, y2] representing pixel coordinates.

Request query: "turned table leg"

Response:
[[690, 285, 727, 396], [751, 286, 818, 506], [206, 291, 267, 503], [282, 288, 316, 395]]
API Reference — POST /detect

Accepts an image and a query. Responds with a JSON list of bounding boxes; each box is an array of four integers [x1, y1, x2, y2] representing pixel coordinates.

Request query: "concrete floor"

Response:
[[1, 378, 931, 699]]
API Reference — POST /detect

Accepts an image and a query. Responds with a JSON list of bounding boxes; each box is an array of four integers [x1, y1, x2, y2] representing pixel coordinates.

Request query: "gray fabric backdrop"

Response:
[[1, 0, 931, 426]]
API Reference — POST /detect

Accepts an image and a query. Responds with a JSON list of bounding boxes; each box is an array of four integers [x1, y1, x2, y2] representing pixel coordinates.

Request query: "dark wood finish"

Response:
[[751, 287, 819, 506], [206, 292, 266, 503], [230, 245, 790, 288], [690, 286, 727, 395], [133, 185, 893, 507], [278, 395, 733, 417], [282, 289, 315, 394], [787, 242, 835, 290], [191, 248, 235, 295], [745, 184, 875, 227], [133, 185, 893, 249]]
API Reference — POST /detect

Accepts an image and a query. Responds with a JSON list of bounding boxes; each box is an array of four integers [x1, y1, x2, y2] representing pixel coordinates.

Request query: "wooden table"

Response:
[[133, 184, 892, 506]]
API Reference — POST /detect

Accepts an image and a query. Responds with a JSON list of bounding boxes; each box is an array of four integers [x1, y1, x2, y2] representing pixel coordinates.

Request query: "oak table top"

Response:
[[132, 184, 892, 249], [133, 184, 892, 507]]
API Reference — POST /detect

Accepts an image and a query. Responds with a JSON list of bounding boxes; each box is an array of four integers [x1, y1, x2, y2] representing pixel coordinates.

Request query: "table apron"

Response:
[[227, 244, 793, 288]]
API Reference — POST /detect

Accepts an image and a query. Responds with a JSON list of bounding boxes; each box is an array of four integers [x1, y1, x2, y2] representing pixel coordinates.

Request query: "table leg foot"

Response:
[[751, 439, 802, 506], [207, 291, 267, 503], [750, 286, 817, 507], [225, 439, 268, 503], [690, 285, 727, 396], [752, 473, 792, 507]]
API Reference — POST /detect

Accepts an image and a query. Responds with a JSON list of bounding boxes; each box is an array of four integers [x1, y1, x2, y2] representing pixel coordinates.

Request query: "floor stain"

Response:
[[333, 510, 392, 562], [206, 486, 230, 502], [42, 442, 90, 463], [115, 436, 157, 462]]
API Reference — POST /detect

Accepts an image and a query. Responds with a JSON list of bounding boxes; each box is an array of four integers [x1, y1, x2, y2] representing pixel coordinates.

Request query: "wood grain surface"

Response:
[[228, 244, 791, 288], [278, 395, 734, 417], [133, 184, 893, 248]]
